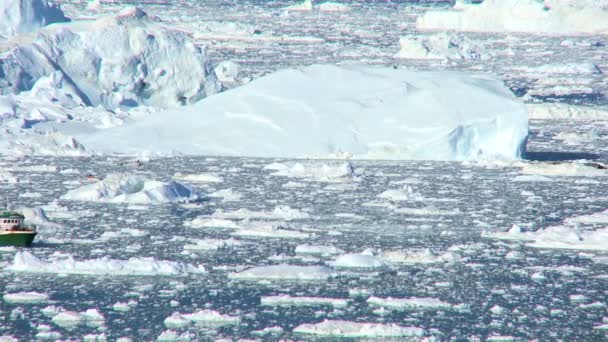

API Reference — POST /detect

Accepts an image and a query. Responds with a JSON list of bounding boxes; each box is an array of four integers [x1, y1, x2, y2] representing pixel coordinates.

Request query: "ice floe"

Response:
[[331, 250, 390, 270], [519, 162, 608, 178], [318, 2, 351, 12], [283, 0, 312, 12], [261, 295, 349, 308], [367, 296, 455, 311], [8, 251, 206, 275], [396, 33, 489, 61], [293, 320, 426, 338], [164, 310, 240, 328], [184, 218, 241, 229], [484, 221, 608, 251], [265, 161, 355, 182], [230, 264, 334, 281], [417, 0, 608, 34], [295, 244, 344, 256], [3, 291, 49, 304], [183, 238, 242, 251], [173, 173, 223, 183], [211, 206, 310, 221], [208, 188, 242, 202], [526, 103, 608, 120], [377, 185, 424, 201], [61, 173, 200, 203], [230, 221, 310, 239], [76, 64, 528, 160], [380, 248, 460, 264]]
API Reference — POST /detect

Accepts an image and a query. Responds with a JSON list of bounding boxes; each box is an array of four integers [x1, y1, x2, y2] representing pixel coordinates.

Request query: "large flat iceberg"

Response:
[[416, 0, 608, 34], [78, 64, 528, 161]]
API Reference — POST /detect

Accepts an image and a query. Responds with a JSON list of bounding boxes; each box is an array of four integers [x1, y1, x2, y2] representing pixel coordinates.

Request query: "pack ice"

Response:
[[0, 6, 219, 110], [417, 0, 608, 34], [79, 64, 528, 160], [0, 0, 69, 40]]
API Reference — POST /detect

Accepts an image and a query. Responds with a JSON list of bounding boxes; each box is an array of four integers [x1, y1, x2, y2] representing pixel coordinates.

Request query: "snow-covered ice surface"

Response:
[[74, 64, 529, 160], [1, 0, 608, 340]]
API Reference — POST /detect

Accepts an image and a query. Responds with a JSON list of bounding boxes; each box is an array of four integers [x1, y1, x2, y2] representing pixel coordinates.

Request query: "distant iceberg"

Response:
[[417, 0, 608, 34], [78, 64, 528, 161]]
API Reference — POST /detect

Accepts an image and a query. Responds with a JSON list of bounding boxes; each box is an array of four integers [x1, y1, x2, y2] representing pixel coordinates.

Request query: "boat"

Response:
[[0, 210, 37, 247]]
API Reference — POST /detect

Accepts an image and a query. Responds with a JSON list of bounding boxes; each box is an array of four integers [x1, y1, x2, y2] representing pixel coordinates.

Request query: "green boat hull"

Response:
[[0, 232, 37, 247]]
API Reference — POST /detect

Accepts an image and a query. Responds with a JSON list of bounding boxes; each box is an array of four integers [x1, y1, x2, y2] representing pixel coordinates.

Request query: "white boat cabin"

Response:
[[0, 215, 24, 231]]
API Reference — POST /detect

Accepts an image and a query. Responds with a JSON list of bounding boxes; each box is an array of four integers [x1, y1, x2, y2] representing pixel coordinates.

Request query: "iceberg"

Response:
[[61, 173, 200, 204], [0, 0, 69, 41], [78, 64, 528, 160], [417, 0, 608, 34], [0, 7, 219, 110], [396, 33, 490, 61]]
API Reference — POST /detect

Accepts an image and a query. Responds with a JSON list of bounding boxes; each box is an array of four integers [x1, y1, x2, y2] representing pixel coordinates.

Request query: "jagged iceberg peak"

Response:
[[0, 5, 220, 110], [0, 0, 69, 40]]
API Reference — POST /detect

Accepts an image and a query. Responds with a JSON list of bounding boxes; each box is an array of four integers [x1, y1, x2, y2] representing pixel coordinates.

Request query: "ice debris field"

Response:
[[1, 0, 608, 341]]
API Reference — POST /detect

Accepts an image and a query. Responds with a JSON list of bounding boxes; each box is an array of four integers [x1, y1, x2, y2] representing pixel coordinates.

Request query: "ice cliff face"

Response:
[[417, 0, 608, 34], [0, 0, 69, 41], [78, 64, 529, 161], [0, 6, 220, 110]]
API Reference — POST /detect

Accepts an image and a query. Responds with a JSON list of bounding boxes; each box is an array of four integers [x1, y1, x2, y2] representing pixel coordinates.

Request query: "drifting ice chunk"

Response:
[[417, 0, 608, 34], [8, 251, 206, 275], [78, 65, 528, 161], [3, 291, 49, 304], [61, 173, 199, 203], [0, 0, 69, 40], [261, 295, 349, 308], [283, 0, 312, 11], [294, 320, 426, 338], [396, 33, 489, 60], [367, 296, 454, 311], [265, 161, 355, 182], [332, 251, 390, 270], [520, 162, 608, 178], [484, 225, 608, 251], [526, 103, 608, 120], [230, 264, 333, 281]]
